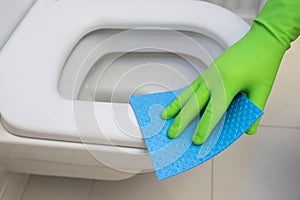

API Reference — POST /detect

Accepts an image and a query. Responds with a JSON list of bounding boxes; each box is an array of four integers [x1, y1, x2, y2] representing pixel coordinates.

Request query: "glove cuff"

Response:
[[254, 0, 300, 49], [245, 22, 288, 56]]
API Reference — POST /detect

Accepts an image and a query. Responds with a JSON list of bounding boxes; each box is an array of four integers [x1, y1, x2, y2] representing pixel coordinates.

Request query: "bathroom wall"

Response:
[[202, 0, 266, 23]]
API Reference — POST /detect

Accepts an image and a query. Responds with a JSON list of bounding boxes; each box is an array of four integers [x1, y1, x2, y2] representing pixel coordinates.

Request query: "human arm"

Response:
[[161, 0, 300, 145]]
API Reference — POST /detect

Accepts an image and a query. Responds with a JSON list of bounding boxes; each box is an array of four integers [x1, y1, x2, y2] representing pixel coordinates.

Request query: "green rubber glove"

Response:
[[161, 0, 300, 145]]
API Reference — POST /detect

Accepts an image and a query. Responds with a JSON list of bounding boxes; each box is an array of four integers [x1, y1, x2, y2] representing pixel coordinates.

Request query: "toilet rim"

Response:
[[0, 0, 250, 148]]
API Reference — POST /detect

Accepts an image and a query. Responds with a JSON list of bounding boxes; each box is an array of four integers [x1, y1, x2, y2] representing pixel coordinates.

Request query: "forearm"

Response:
[[255, 0, 300, 49]]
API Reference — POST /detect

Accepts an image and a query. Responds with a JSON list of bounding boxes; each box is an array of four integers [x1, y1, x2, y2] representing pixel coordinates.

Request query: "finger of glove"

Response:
[[167, 83, 209, 139], [246, 89, 270, 135], [161, 76, 204, 120], [192, 99, 227, 145]]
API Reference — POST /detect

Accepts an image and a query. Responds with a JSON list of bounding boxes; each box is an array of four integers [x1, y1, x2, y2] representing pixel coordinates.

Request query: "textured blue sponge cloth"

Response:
[[129, 88, 263, 180]]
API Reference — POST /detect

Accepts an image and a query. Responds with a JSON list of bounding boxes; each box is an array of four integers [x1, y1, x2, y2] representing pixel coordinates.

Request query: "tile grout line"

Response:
[[87, 180, 95, 200], [20, 175, 32, 200], [0, 172, 10, 199]]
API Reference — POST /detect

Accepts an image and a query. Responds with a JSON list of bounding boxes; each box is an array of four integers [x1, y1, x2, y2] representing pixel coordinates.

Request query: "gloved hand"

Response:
[[161, 0, 300, 145]]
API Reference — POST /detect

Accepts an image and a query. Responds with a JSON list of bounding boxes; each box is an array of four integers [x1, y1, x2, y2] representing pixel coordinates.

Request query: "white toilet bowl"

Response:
[[0, 0, 249, 180]]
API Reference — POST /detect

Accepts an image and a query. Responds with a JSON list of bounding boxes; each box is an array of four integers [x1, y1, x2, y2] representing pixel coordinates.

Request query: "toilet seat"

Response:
[[0, 0, 249, 148]]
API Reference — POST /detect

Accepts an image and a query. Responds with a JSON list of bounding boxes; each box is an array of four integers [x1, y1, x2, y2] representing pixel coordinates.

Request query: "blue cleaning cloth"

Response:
[[129, 88, 263, 180]]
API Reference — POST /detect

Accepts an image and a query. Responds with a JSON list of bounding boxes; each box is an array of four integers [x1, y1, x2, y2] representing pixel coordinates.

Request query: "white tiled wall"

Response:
[[261, 38, 300, 128], [204, 0, 263, 10], [203, 0, 266, 23], [213, 127, 300, 200]]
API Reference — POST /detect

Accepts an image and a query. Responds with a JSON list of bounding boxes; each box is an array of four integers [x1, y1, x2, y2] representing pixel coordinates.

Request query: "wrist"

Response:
[[253, 0, 300, 49], [245, 22, 289, 55]]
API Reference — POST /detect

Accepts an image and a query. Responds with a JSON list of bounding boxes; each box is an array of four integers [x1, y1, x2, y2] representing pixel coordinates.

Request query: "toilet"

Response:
[[0, 0, 249, 180]]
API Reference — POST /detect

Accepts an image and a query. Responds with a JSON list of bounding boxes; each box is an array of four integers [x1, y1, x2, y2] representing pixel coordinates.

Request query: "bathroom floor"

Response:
[[2, 163, 212, 200]]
